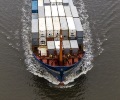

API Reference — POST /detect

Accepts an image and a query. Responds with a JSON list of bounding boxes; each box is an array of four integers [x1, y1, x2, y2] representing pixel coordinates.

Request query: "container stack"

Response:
[[63, 0, 69, 6], [63, 40, 70, 54], [66, 17, 76, 40], [44, 0, 50, 5], [47, 41, 55, 55], [32, 0, 84, 56], [53, 17, 60, 41], [74, 18, 83, 45], [32, 0, 39, 46], [50, 0, 57, 5], [56, 0, 63, 5], [51, 5, 58, 17], [59, 17, 68, 40], [38, 0, 47, 46], [64, 6, 72, 17], [38, 0, 43, 6], [58, 5, 65, 17], [70, 40, 79, 54]]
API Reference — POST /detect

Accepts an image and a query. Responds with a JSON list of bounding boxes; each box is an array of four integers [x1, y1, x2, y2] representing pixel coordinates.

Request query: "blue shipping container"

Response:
[[32, 1, 38, 13]]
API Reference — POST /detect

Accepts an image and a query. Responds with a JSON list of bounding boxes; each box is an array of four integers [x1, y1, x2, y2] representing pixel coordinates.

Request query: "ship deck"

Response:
[[33, 46, 84, 67]]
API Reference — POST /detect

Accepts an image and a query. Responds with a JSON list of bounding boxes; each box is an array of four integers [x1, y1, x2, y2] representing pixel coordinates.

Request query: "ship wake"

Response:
[[21, 0, 93, 86]]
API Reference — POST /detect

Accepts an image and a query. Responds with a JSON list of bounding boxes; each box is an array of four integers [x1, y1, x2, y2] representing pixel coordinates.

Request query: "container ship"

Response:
[[31, 0, 84, 85]]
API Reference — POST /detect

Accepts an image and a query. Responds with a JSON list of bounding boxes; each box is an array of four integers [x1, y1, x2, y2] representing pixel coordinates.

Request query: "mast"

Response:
[[59, 30, 63, 66]]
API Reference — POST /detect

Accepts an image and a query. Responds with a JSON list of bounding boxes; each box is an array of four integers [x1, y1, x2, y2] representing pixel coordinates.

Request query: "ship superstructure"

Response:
[[31, 0, 84, 84]]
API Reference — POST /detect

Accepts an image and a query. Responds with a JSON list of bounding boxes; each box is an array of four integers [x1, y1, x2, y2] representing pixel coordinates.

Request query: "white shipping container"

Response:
[[51, 6, 58, 16], [69, 0, 74, 6], [32, 13, 38, 19], [41, 48, 47, 56], [64, 6, 72, 17], [59, 17, 68, 40], [39, 18, 46, 38], [59, 17, 68, 30], [38, 6, 45, 18], [38, 47, 47, 56], [38, 0, 43, 6], [66, 17, 76, 37], [50, 0, 56, 2], [39, 37, 46, 45], [70, 40, 79, 54], [45, 6, 51, 17], [63, 40, 70, 54], [32, 19, 38, 33], [70, 6, 79, 18], [63, 0, 69, 5], [57, 5, 65, 16], [63, 40, 70, 49], [32, 19, 38, 38], [44, 0, 50, 5], [52, 17, 60, 37], [73, 18, 83, 37], [46, 17, 54, 37], [47, 41, 55, 55], [50, 0, 56, 5], [56, 0, 62, 2], [56, 0, 62, 5]]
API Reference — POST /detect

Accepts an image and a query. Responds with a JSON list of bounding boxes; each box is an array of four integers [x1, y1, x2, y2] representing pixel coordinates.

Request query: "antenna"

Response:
[[59, 30, 63, 66]]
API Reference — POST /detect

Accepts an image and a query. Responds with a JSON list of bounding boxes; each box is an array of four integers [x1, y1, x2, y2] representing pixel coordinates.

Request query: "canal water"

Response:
[[0, 0, 120, 100]]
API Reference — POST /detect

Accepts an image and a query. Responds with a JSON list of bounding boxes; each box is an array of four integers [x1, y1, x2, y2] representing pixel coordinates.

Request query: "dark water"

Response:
[[0, 0, 120, 100]]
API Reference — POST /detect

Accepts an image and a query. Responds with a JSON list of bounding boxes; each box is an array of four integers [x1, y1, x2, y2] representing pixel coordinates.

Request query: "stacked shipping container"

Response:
[[56, 0, 63, 5], [63, 40, 70, 54], [63, 0, 69, 6], [59, 17, 68, 40], [73, 18, 83, 45], [45, 6, 52, 17], [70, 6, 79, 18], [46, 17, 54, 38], [39, 18, 46, 45], [51, 6, 58, 17], [38, 0, 43, 6], [32, 0, 84, 56], [44, 0, 50, 5], [57, 5, 65, 17], [52, 17, 60, 40], [64, 6, 72, 17], [32, 18, 39, 45], [50, 0, 56, 5], [66, 17, 76, 38]]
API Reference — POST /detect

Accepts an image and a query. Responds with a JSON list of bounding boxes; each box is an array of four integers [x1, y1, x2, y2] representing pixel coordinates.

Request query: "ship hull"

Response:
[[33, 54, 83, 83]]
